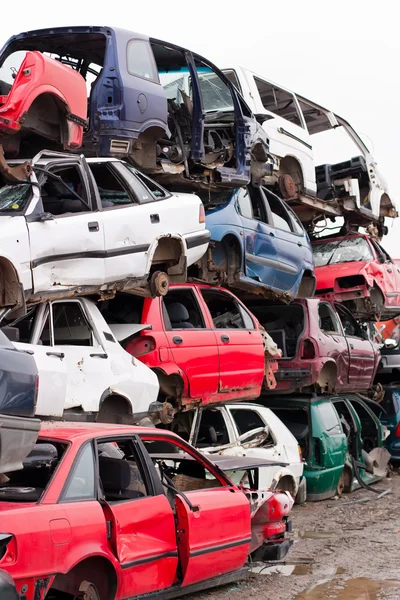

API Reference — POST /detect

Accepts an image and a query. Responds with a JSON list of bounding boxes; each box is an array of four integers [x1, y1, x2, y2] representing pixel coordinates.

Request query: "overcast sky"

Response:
[[1, 0, 399, 254]]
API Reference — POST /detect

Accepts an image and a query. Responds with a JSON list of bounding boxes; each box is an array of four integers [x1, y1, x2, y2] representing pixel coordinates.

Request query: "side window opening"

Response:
[[236, 188, 253, 220], [163, 290, 205, 330], [40, 165, 90, 215], [62, 442, 95, 501], [270, 407, 310, 459], [264, 192, 293, 232], [97, 439, 149, 502], [40, 302, 94, 347], [126, 166, 169, 200], [318, 303, 341, 335], [230, 409, 264, 435], [6, 307, 38, 343], [221, 69, 242, 93], [197, 409, 230, 447], [142, 438, 223, 493], [127, 39, 159, 83], [254, 77, 302, 127], [88, 163, 135, 208], [336, 305, 362, 338], [317, 402, 342, 436], [248, 187, 268, 223], [200, 289, 246, 329], [348, 400, 379, 453]]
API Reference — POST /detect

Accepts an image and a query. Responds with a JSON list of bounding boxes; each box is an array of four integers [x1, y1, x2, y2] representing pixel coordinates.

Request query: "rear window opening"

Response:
[[98, 294, 145, 326], [0, 441, 66, 502], [269, 407, 309, 459], [249, 304, 305, 358]]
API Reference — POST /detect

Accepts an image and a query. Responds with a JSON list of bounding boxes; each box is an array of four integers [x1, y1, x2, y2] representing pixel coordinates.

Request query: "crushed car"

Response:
[[194, 185, 315, 301], [0, 329, 40, 473], [0, 423, 293, 600], [313, 232, 400, 320], [222, 66, 396, 231], [100, 284, 269, 411], [248, 298, 380, 393], [170, 402, 306, 503], [0, 50, 87, 158], [0, 27, 270, 190], [2, 297, 162, 424], [0, 152, 210, 312], [262, 394, 390, 501]]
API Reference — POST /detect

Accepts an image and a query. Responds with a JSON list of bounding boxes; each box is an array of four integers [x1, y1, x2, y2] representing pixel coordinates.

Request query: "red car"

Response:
[[0, 51, 86, 157], [312, 233, 400, 320], [100, 284, 267, 414], [248, 298, 379, 393], [0, 423, 293, 600]]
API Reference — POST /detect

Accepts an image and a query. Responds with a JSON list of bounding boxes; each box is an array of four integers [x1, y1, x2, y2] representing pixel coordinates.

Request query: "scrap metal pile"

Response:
[[0, 25, 398, 600]]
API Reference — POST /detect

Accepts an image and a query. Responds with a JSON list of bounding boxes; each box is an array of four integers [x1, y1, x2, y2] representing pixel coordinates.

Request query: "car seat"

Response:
[[167, 303, 194, 329], [99, 456, 144, 501]]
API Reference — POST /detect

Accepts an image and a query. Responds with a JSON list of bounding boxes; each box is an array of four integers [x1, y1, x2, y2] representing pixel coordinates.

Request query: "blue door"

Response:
[[236, 187, 278, 287]]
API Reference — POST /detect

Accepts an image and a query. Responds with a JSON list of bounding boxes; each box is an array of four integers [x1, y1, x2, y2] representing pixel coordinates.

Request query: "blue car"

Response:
[[196, 186, 315, 301], [0, 26, 269, 190], [0, 329, 40, 473]]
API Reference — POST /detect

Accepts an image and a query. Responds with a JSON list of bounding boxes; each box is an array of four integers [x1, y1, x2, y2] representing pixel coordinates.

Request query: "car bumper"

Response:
[[184, 230, 211, 265], [251, 538, 294, 562], [0, 569, 19, 600], [0, 414, 40, 472]]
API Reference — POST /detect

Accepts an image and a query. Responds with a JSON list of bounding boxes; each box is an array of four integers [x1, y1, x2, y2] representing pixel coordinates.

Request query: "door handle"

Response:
[[387, 268, 392, 273], [297, 242, 302, 247], [350, 344, 354, 350], [172, 336, 183, 345], [269, 232, 275, 237], [88, 221, 99, 232], [221, 334, 230, 343], [46, 351, 65, 359], [150, 214, 160, 224], [90, 353, 108, 359]]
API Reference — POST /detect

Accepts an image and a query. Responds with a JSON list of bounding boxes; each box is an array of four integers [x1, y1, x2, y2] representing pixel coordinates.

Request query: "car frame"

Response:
[[195, 185, 315, 301], [248, 297, 380, 394], [313, 232, 400, 320], [0, 151, 210, 312], [0, 422, 293, 600]]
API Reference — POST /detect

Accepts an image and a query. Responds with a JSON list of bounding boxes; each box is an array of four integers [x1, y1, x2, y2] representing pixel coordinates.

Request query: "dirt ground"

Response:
[[191, 469, 400, 600]]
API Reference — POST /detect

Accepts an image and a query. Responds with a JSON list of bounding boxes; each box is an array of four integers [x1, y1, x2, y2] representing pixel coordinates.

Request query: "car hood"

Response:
[[315, 261, 368, 289]]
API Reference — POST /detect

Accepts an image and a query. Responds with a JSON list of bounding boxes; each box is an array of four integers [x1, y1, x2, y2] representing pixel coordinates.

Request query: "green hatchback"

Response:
[[261, 394, 389, 501]]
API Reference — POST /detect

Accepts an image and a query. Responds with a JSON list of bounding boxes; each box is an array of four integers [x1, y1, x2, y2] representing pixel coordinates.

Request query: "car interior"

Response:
[[269, 407, 310, 459], [249, 304, 305, 357]]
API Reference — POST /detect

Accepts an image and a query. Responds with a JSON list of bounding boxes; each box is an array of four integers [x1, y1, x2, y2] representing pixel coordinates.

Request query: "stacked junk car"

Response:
[[0, 24, 397, 600]]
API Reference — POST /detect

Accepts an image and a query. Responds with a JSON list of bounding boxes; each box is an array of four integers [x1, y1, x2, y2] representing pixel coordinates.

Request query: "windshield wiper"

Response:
[[325, 230, 356, 266]]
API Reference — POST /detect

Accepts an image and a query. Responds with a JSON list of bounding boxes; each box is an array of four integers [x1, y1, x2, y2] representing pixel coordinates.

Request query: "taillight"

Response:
[[0, 534, 16, 563], [33, 374, 39, 409], [199, 204, 206, 223], [298, 444, 303, 461], [127, 336, 156, 357], [301, 338, 316, 359], [395, 422, 400, 437]]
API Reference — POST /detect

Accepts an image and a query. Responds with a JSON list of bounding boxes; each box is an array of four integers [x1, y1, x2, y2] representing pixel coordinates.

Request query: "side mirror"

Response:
[[254, 113, 273, 125], [384, 338, 398, 349]]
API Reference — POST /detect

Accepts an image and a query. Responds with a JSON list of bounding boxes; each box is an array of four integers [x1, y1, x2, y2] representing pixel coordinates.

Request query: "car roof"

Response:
[[38, 421, 176, 443]]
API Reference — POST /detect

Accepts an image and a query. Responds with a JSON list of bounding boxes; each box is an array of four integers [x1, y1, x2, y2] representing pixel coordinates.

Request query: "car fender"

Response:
[[145, 234, 186, 271]]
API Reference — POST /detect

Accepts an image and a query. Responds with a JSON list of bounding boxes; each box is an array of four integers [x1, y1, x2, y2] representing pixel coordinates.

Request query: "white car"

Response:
[[173, 402, 305, 502], [222, 66, 396, 225], [4, 297, 161, 424], [0, 151, 210, 312]]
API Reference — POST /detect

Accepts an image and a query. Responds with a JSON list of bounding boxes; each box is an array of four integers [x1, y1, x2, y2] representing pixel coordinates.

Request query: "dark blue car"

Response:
[[196, 186, 315, 300], [0, 26, 269, 190], [0, 329, 39, 473]]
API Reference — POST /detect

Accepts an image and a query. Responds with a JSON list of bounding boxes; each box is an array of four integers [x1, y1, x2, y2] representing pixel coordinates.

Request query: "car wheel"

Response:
[[76, 581, 101, 600], [150, 271, 169, 297], [336, 471, 345, 496]]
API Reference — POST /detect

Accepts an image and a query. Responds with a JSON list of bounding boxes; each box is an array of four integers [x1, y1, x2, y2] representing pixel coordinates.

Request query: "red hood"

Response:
[[315, 261, 367, 290]]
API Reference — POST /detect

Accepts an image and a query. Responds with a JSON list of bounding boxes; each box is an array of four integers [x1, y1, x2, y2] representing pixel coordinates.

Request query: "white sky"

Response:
[[1, 0, 399, 254]]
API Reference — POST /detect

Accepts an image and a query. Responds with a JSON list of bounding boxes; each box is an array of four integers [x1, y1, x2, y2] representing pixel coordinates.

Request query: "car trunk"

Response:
[[248, 304, 305, 360]]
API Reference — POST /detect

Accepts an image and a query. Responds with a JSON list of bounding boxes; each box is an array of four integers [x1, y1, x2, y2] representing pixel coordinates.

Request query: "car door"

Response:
[[371, 239, 400, 308], [236, 187, 278, 286], [316, 301, 349, 388], [262, 188, 306, 292], [162, 287, 219, 399], [11, 303, 67, 417], [35, 299, 114, 415], [27, 158, 105, 293], [335, 303, 376, 389], [199, 288, 264, 394], [140, 433, 251, 588], [93, 435, 179, 598]]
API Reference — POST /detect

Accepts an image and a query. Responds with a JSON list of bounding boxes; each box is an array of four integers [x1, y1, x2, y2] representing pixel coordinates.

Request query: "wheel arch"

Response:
[[97, 391, 133, 424], [297, 269, 316, 298], [50, 554, 119, 600], [0, 256, 24, 309], [279, 154, 306, 190], [147, 234, 187, 282]]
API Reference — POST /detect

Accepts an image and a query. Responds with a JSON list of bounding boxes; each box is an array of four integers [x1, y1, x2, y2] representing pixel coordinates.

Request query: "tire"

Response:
[[295, 477, 307, 504]]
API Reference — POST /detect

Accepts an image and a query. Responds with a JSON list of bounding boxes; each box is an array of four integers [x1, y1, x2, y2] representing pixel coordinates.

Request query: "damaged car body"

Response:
[[262, 394, 390, 501], [0, 152, 209, 312], [248, 298, 380, 394], [313, 233, 400, 320], [0, 27, 270, 190], [0, 423, 293, 600], [194, 185, 315, 301]]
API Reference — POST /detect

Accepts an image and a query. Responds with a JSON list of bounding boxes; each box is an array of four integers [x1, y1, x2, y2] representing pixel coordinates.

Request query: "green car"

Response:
[[260, 394, 389, 501]]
